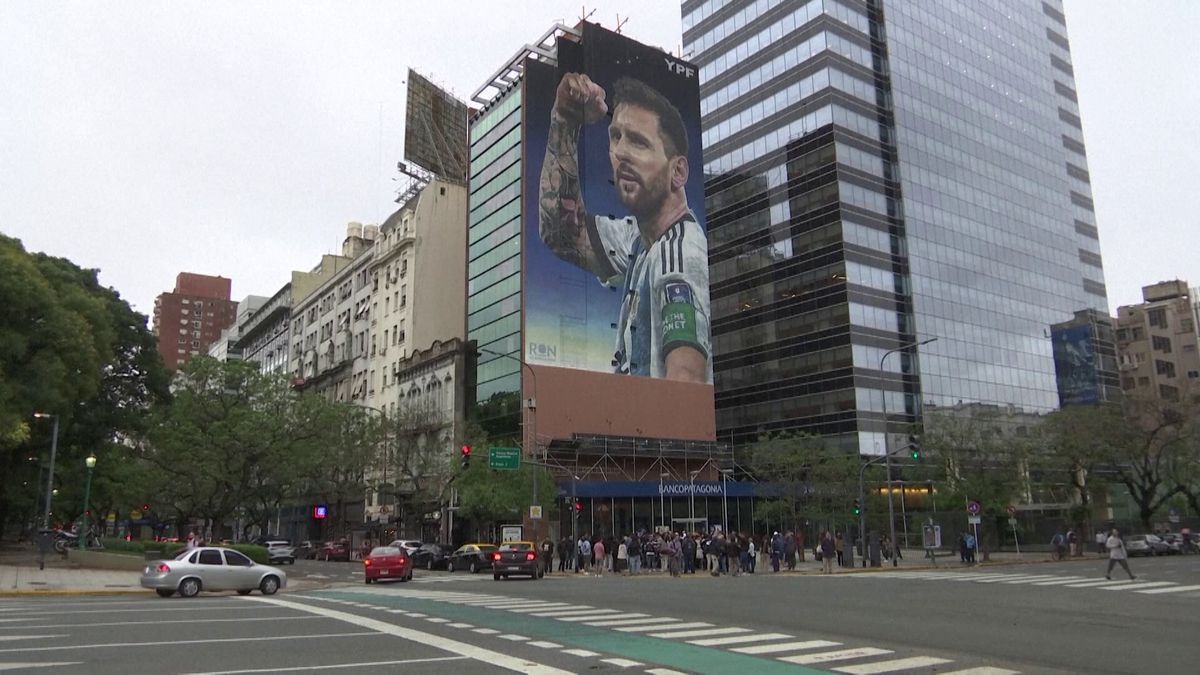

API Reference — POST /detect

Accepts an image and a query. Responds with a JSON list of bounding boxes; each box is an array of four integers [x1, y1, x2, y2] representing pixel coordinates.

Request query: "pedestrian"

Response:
[[796, 530, 806, 563], [577, 534, 591, 574], [746, 535, 756, 573], [186, 531, 197, 550], [820, 530, 836, 574], [1095, 530, 1106, 555], [694, 533, 704, 573], [592, 537, 606, 576], [770, 531, 783, 572], [1051, 529, 1066, 561], [540, 537, 554, 575], [558, 536, 571, 572], [965, 531, 977, 564], [784, 531, 797, 571], [666, 533, 682, 577], [835, 531, 845, 567], [627, 534, 642, 575], [959, 531, 969, 564], [617, 536, 628, 575], [681, 532, 697, 574], [1067, 528, 1078, 557], [1104, 528, 1136, 581]]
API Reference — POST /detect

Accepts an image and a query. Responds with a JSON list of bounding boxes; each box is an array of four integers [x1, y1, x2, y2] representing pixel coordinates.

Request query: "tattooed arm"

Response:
[[539, 72, 610, 276]]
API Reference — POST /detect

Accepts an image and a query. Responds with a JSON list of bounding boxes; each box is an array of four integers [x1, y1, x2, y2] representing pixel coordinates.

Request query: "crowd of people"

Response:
[[540, 529, 856, 577]]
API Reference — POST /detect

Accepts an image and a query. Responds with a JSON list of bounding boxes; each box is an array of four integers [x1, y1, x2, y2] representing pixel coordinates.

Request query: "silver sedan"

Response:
[[140, 546, 288, 598]]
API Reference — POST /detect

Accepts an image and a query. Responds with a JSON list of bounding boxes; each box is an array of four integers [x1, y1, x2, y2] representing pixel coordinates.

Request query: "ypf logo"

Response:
[[663, 57, 696, 79]]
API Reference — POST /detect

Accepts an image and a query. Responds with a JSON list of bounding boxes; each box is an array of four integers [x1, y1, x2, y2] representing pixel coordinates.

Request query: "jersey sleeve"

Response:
[[652, 221, 711, 365], [590, 215, 635, 286]]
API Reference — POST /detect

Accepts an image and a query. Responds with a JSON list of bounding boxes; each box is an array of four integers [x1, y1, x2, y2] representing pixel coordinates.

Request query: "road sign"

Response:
[[967, 500, 982, 515], [968, 515, 982, 525], [1008, 517, 1018, 526], [1006, 505, 1017, 516], [529, 505, 542, 520], [489, 447, 521, 470], [1168, 507, 1181, 524], [922, 524, 941, 548], [500, 525, 523, 542]]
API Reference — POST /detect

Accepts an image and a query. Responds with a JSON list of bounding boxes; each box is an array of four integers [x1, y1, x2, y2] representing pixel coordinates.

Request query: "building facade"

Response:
[[682, 0, 1109, 453], [1049, 308, 1121, 407], [1115, 281, 1200, 401], [151, 272, 239, 371]]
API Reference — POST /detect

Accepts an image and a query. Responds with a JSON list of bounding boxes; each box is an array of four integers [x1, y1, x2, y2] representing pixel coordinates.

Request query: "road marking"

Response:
[[0, 636, 62, 642], [507, 604, 580, 613], [405, 613, 427, 618], [731, 640, 842, 655], [425, 617, 451, 623], [779, 647, 893, 664], [447, 622, 473, 628], [832, 655, 953, 673], [472, 628, 500, 634], [0, 632, 379, 653], [0, 621, 29, 624], [645, 670, 688, 675], [688, 632, 793, 647], [530, 608, 620, 618], [561, 649, 600, 657], [939, 668, 1021, 674], [974, 575, 1053, 584], [1134, 584, 1200, 594], [0, 663, 82, 671], [1101, 581, 1176, 591], [0, 606, 278, 617], [557, 613, 642, 623], [2, 616, 320, 629], [584, 616, 679, 627], [186, 656, 469, 674], [1029, 577, 1090, 585], [499, 634, 529, 641], [648, 627, 752, 640], [247, 597, 571, 674], [997, 575, 1058, 584], [470, 601, 563, 609], [616, 622, 712, 633], [528, 641, 563, 649], [1064, 579, 1137, 588], [600, 658, 643, 668]]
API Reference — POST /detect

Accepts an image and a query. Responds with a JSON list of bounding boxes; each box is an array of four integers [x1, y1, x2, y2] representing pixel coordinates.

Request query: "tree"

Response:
[[1109, 394, 1195, 529], [455, 457, 557, 538], [747, 432, 857, 533]]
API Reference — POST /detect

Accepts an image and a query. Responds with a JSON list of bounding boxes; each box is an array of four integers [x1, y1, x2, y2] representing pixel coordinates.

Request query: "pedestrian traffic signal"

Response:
[[853, 500, 862, 516], [460, 444, 471, 469], [910, 447, 921, 460], [574, 500, 583, 513]]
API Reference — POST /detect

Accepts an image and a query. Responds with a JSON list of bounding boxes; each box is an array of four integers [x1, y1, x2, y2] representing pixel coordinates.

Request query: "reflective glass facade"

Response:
[[683, 0, 1106, 453], [467, 88, 523, 429]]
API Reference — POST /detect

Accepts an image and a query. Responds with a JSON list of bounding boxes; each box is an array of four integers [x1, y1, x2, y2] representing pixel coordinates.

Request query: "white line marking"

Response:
[[731, 640, 841, 655], [425, 617, 451, 623], [832, 655, 953, 673], [939, 668, 1021, 674], [615, 622, 711, 633], [528, 641, 562, 649], [0, 632, 378, 653], [531, 609, 619, 618], [405, 613, 428, 618], [997, 575, 1058, 584], [779, 647, 893, 664], [499, 634, 529, 641], [0, 662, 82, 671], [974, 575, 1050, 584], [1029, 577, 1090, 585], [0, 617, 319, 629], [508, 604, 582, 613], [1101, 581, 1176, 591], [0, 606, 278, 618], [644, 669, 688, 675], [0, 636, 62, 643], [447, 623, 473, 628], [246, 597, 570, 674], [557, 613, 641, 623], [1134, 584, 1200, 594], [688, 633, 792, 647], [601, 658, 643, 668], [584, 616, 679, 627], [648, 627, 752, 639], [472, 628, 500, 634], [186, 656, 468, 674], [1064, 579, 1137, 588], [561, 649, 600, 657]]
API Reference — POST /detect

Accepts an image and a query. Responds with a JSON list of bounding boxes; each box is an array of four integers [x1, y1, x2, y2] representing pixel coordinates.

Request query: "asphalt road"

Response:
[[1, 555, 1197, 674]]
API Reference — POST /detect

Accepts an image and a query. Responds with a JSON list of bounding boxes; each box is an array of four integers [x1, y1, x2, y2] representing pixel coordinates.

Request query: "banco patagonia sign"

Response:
[[658, 482, 725, 497]]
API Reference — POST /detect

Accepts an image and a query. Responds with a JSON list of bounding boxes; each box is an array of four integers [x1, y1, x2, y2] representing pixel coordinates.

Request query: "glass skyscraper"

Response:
[[683, 0, 1106, 452]]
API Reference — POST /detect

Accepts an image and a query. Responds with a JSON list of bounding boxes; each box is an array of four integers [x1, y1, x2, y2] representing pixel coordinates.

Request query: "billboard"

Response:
[[1052, 324, 1100, 406], [404, 69, 468, 180], [524, 23, 711, 384]]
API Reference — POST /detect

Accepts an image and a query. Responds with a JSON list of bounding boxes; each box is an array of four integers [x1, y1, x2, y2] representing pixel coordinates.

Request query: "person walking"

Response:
[[681, 532, 697, 574], [1104, 528, 1136, 581], [540, 537, 555, 575], [835, 531, 845, 567], [592, 537, 606, 576], [784, 531, 797, 571], [1051, 529, 1067, 561], [964, 531, 977, 564], [627, 534, 642, 575], [558, 536, 571, 572], [770, 532, 784, 572], [616, 536, 628, 575], [746, 535, 756, 573], [576, 534, 591, 574], [820, 530, 836, 574]]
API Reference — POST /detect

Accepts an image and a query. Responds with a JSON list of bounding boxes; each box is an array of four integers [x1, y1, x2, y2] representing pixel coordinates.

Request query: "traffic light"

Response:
[[910, 446, 921, 460], [460, 444, 472, 469], [142, 503, 150, 512], [574, 500, 583, 514], [853, 499, 862, 516]]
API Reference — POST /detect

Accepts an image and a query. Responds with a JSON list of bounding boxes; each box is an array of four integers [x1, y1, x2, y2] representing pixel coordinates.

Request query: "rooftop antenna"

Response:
[[615, 13, 628, 33], [579, 5, 596, 24]]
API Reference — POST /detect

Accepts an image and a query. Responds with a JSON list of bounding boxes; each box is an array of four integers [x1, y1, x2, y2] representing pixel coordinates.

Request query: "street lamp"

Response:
[[33, 413, 59, 529], [879, 337, 937, 567], [81, 453, 96, 549]]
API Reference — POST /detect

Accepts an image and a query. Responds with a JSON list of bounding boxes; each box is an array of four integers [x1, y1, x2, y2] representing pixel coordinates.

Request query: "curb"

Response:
[[0, 588, 145, 597]]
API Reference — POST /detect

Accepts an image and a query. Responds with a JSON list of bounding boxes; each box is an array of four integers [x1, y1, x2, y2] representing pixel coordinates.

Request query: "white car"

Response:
[[389, 539, 423, 556], [141, 547, 287, 598], [264, 540, 296, 565]]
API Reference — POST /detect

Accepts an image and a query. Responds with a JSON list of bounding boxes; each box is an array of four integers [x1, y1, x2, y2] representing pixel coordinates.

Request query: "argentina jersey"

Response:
[[591, 212, 712, 383]]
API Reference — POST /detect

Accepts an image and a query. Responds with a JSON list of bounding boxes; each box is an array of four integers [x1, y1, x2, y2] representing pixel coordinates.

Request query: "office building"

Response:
[[151, 272, 239, 370], [683, 0, 1108, 452], [1115, 281, 1200, 401], [1049, 309, 1121, 407]]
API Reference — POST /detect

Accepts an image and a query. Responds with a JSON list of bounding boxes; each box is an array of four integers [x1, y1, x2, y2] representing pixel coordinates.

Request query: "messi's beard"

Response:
[[616, 162, 673, 223]]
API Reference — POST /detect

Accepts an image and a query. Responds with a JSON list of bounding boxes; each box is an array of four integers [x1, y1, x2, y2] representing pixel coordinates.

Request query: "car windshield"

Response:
[[499, 543, 532, 552], [477, 545, 497, 552], [370, 546, 402, 556], [172, 548, 195, 560]]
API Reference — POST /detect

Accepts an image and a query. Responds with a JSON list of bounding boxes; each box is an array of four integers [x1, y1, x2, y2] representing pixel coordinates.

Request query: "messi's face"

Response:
[[608, 103, 675, 219]]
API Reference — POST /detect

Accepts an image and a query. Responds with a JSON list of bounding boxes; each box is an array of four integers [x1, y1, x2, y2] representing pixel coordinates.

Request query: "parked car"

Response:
[[140, 546, 286, 598], [364, 545, 413, 584], [1125, 534, 1167, 556], [1157, 533, 1184, 555], [318, 540, 351, 562], [446, 543, 497, 573], [411, 543, 452, 571], [264, 540, 296, 565], [491, 541, 542, 581], [296, 540, 319, 560], [388, 539, 423, 556]]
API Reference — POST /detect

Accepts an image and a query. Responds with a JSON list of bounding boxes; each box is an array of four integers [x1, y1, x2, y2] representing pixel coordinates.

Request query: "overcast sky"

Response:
[[1, 1, 1195, 321]]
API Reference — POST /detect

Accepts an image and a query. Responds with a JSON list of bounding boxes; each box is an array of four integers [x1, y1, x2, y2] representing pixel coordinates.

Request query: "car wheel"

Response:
[[427, 559, 434, 571], [178, 578, 201, 598], [494, 573, 501, 581], [155, 588, 175, 598], [407, 571, 414, 581], [365, 578, 373, 585], [237, 589, 252, 596], [468, 561, 478, 574], [447, 560, 455, 572], [537, 570, 544, 579], [260, 575, 280, 596]]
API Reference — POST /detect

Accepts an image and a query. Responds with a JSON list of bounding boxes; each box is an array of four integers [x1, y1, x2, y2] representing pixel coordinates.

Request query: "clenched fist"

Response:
[[554, 72, 608, 125]]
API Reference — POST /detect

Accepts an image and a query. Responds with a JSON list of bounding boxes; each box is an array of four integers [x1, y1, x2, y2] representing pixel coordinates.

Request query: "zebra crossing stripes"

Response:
[[780, 647, 893, 665], [730, 640, 842, 655], [1101, 581, 1175, 591], [859, 569, 1199, 596], [1135, 584, 1200, 594], [1029, 577, 1089, 585], [833, 655, 954, 673], [646, 627, 751, 640], [688, 632, 792, 647]]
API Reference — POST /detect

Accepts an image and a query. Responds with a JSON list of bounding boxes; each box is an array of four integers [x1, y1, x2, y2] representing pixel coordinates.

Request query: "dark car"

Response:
[[492, 541, 542, 581], [318, 540, 351, 562], [446, 543, 497, 573], [411, 543, 451, 571], [364, 546, 413, 584], [296, 540, 319, 560]]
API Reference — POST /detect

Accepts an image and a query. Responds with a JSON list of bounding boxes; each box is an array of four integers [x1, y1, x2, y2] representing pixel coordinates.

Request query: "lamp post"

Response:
[[659, 472, 669, 529], [688, 470, 700, 525], [33, 413, 59, 529], [81, 453, 96, 549], [879, 337, 937, 567], [719, 468, 733, 535]]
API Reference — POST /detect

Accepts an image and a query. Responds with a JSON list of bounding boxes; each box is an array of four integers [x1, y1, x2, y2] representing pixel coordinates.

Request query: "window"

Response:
[[1152, 336, 1172, 353], [1155, 360, 1176, 378], [223, 550, 253, 566], [1148, 308, 1167, 329], [1188, 370, 1200, 379], [1159, 384, 1179, 400], [198, 550, 223, 565]]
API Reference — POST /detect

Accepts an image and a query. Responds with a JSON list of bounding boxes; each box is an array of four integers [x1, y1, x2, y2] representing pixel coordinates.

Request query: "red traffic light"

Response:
[[461, 445, 471, 456], [574, 500, 583, 512], [142, 503, 150, 511]]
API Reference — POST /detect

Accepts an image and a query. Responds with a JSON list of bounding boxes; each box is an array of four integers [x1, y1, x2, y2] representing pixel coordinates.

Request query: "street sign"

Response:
[[968, 515, 982, 525], [1006, 505, 1017, 516], [967, 500, 982, 515], [1168, 508, 1181, 524], [530, 505, 542, 520], [1008, 517, 1018, 526], [922, 524, 941, 548], [500, 525, 523, 542], [489, 447, 521, 470]]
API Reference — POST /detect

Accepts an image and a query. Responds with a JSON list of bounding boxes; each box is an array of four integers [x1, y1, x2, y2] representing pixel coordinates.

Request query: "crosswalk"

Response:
[[852, 570, 1200, 596], [311, 586, 1020, 674]]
